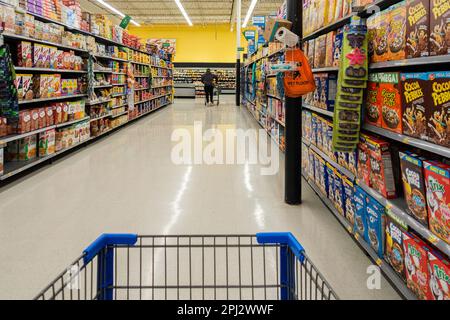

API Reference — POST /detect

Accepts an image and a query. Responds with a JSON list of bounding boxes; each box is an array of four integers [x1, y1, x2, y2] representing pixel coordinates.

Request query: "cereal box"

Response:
[[49, 46, 58, 69], [308, 149, 315, 180], [18, 110, 31, 134], [317, 156, 327, 195], [427, 250, 450, 300], [406, 0, 430, 58], [366, 195, 386, 258], [385, 216, 407, 281], [30, 108, 39, 131], [388, 1, 407, 61], [38, 107, 47, 129], [316, 116, 323, 150], [314, 34, 327, 68], [367, 136, 397, 198], [403, 232, 433, 299], [354, 185, 369, 239], [373, 10, 390, 62], [348, 150, 357, 175], [326, 163, 335, 201], [427, 71, 450, 147], [365, 73, 382, 127], [46, 107, 54, 126], [401, 72, 429, 139], [42, 45, 50, 68], [334, 169, 345, 216], [33, 43, 43, 68], [325, 31, 335, 67], [17, 41, 32, 68], [343, 176, 355, 225], [332, 28, 344, 67], [400, 152, 429, 226], [430, 0, 450, 56], [379, 72, 402, 134], [18, 136, 37, 161], [424, 160, 450, 245], [357, 134, 371, 186], [21, 74, 34, 101], [39, 129, 55, 157]]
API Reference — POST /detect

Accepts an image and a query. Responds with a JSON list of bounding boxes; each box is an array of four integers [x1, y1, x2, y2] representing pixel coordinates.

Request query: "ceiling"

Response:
[[79, 0, 284, 25]]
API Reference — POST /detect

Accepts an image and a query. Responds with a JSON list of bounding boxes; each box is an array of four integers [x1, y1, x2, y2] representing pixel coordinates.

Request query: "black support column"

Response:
[[236, 58, 241, 105], [284, 0, 303, 204]]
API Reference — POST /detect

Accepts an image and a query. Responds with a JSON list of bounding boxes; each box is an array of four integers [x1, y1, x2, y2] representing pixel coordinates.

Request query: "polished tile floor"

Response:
[[0, 96, 400, 299]]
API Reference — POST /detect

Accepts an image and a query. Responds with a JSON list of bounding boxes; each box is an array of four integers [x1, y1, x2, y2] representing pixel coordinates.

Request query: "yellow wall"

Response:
[[128, 24, 247, 63]]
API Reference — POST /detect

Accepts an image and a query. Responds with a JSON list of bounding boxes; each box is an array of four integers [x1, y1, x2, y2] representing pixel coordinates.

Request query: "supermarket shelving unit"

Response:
[[0, 8, 174, 182], [297, 0, 450, 300]]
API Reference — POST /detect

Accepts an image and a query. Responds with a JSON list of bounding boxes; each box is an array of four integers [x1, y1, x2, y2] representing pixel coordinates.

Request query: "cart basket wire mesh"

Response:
[[35, 232, 338, 300]]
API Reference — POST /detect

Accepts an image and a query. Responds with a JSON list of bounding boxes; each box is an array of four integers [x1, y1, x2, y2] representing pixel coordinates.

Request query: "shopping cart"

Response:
[[34, 233, 338, 300], [204, 86, 220, 106]]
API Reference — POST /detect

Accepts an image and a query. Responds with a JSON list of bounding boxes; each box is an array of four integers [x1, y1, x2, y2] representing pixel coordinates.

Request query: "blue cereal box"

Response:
[[343, 176, 355, 226], [326, 163, 335, 201], [311, 114, 318, 146], [314, 153, 321, 186], [354, 186, 368, 239], [316, 116, 323, 150], [334, 169, 345, 216], [317, 156, 327, 195], [366, 195, 386, 258], [308, 149, 315, 180]]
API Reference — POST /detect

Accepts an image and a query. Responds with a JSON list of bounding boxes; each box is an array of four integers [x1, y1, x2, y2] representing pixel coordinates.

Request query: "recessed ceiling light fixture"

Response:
[[174, 0, 193, 26], [242, 0, 257, 28], [94, 0, 141, 26]]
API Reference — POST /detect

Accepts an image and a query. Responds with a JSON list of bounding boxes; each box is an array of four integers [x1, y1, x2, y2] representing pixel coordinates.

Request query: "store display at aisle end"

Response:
[[243, 0, 450, 301], [0, 0, 174, 181]]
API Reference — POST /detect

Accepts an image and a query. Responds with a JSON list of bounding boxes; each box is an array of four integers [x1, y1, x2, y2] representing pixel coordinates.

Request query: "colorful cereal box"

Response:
[[401, 72, 429, 139], [400, 152, 429, 226], [367, 136, 397, 199], [343, 176, 355, 225], [406, 0, 430, 58], [385, 216, 407, 281], [366, 195, 386, 258], [427, 71, 450, 147], [427, 250, 450, 300], [354, 186, 369, 239], [424, 160, 450, 245], [388, 1, 407, 61], [430, 0, 450, 56], [365, 73, 382, 127], [403, 232, 433, 300], [379, 72, 402, 134]]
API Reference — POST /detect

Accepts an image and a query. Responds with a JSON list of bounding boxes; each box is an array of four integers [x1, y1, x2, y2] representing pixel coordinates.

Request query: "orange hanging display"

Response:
[[283, 48, 316, 98]]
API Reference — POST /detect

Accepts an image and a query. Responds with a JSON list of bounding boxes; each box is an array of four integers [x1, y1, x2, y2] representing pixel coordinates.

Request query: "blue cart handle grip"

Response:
[[256, 232, 305, 262], [83, 234, 138, 264]]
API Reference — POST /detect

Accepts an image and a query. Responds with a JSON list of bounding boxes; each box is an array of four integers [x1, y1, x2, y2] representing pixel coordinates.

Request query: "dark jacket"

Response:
[[201, 71, 218, 86]]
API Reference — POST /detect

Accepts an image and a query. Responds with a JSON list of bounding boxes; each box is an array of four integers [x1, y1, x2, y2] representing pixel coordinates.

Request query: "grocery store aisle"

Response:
[[0, 96, 400, 300]]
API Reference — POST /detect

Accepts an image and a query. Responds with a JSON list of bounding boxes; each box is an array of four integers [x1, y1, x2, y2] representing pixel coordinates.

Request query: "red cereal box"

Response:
[[367, 136, 397, 199], [424, 160, 450, 245], [428, 250, 450, 300], [403, 232, 433, 300], [357, 134, 371, 186]]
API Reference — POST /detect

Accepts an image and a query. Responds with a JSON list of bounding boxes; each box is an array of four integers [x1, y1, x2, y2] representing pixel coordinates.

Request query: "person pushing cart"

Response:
[[201, 69, 219, 106]]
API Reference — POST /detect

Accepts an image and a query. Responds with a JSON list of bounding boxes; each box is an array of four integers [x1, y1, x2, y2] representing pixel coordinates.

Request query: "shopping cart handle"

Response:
[[256, 232, 305, 262], [83, 233, 138, 264]]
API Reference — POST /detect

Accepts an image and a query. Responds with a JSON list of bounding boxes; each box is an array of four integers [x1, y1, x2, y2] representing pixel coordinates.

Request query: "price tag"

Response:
[[354, 233, 360, 240], [347, 225, 353, 234], [402, 137, 410, 144], [386, 203, 392, 210], [376, 258, 382, 266], [428, 234, 439, 244]]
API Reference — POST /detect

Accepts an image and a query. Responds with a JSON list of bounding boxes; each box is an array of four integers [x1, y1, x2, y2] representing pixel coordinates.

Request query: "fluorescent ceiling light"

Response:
[[242, 0, 258, 28], [174, 0, 193, 26], [94, 0, 141, 27]]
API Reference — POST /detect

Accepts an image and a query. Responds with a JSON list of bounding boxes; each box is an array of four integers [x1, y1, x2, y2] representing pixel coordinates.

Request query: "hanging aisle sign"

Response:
[[243, 30, 256, 54], [119, 16, 131, 29]]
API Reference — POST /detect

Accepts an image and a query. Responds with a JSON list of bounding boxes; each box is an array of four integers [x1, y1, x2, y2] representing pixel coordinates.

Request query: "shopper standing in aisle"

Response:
[[201, 68, 218, 106]]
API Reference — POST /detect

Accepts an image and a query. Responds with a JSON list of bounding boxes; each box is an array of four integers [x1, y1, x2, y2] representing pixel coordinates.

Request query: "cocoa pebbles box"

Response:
[[406, 0, 430, 58], [427, 71, 450, 147], [401, 72, 429, 140], [385, 216, 407, 281], [430, 0, 450, 56]]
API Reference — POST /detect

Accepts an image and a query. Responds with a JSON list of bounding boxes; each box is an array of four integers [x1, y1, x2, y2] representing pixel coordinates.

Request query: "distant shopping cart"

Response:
[[204, 86, 220, 106], [34, 233, 338, 300]]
